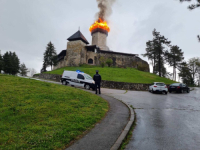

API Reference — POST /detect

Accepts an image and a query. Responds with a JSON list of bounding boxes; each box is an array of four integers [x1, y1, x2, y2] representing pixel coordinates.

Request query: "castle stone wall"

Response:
[[96, 53, 149, 72], [53, 57, 66, 70], [66, 40, 87, 66], [86, 51, 97, 65]]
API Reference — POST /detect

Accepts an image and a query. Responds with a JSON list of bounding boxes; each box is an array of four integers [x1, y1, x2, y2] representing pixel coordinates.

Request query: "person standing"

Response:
[[93, 70, 101, 94]]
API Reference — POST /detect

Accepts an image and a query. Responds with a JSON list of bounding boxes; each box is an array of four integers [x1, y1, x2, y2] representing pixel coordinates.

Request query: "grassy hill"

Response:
[[46, 65, 175, 84], [0, 74, 108, 149]]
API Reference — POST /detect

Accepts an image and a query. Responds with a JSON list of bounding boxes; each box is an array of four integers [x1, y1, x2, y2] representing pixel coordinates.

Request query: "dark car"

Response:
[[168, 83, 190, 93]]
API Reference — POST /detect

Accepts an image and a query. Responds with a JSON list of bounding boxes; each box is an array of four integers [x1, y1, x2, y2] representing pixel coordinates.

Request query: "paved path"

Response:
[[103, 88, 200, 150], [21, 77, 130, 150], [66, 94, 129, 150]]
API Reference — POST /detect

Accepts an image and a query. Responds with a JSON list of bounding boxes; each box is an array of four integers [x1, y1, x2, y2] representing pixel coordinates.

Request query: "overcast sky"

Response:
[[0, 0, 199, 73]]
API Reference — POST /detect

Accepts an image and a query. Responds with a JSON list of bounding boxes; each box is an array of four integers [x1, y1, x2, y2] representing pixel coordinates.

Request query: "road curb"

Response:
[[110, 100, 135, 150]]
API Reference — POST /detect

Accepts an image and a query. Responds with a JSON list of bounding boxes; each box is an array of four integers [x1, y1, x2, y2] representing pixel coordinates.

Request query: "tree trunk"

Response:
[[175, 68, 176, 81], [159, 50, 161, 77], [153, 56, 155, 74]]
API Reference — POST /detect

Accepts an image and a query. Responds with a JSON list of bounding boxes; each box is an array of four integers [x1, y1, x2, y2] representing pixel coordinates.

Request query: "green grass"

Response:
[[46, 65, 175, 84], [0, 74, 108, 150]]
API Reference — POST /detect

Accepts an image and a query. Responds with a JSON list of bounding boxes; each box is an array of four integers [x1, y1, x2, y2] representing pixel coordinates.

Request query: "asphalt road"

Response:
[[103, 88, 200, 150]]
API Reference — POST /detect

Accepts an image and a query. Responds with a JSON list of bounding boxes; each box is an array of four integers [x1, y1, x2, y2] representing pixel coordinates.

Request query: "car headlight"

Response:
[[92, 81, 95, 84]]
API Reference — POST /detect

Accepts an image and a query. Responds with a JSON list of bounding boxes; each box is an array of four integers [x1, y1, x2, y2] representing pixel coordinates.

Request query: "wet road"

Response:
[[102, 88, 200, 150]]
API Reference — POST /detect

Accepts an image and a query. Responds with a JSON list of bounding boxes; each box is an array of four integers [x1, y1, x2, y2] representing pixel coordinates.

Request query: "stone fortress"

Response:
[[53, 23, 149, 72]]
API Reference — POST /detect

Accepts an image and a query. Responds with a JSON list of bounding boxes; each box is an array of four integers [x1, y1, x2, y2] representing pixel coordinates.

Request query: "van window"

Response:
[[77, 74, 85, 80], [84, 74, 92, 80]]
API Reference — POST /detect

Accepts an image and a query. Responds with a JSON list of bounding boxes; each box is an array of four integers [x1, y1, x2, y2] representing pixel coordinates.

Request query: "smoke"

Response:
[[96, 0, 116, 21]]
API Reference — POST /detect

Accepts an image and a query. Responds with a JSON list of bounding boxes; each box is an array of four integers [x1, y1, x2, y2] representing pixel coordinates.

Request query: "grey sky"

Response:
[[0, 0, 199, 73]]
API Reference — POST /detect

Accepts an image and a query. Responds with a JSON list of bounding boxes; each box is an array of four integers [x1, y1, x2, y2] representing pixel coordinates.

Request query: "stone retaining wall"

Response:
[[33, 73, 151, 91], [101, 80, 150, 91], [33, 74, 62, 82]]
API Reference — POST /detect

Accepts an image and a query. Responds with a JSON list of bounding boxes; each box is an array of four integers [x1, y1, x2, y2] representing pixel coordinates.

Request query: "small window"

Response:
[[77, 74, 85, 80]]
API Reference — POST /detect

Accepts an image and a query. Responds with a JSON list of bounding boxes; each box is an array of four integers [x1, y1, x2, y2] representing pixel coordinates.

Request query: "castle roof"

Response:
[[67, 30, 89, 44], [57, 50, 66, 61]]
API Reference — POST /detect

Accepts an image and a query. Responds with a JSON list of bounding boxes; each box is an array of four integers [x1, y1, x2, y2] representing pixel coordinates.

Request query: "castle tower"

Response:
[[91, 28, 109, 51], [66, 30, 89, 66]]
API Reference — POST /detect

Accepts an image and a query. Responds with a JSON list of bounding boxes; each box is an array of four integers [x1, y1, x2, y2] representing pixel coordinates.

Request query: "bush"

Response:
[[106, 58, 113, 67], [99, 57, 106, 68], [100, 62, 105, 68]]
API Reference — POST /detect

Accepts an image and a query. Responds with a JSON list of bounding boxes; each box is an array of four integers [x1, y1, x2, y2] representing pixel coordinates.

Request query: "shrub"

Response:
[[100, 62, 105, 68], [99, 57, 106, 68], [106, 58, 113, 67]]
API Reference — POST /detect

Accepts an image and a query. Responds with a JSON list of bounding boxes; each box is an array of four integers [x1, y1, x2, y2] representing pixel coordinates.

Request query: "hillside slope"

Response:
[[46, 66, 175, 84], [0, 74, 108, 149]]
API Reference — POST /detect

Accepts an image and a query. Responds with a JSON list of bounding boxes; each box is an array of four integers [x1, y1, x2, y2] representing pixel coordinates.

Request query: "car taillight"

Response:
[[154, 86, 157, 87], [177, 86, 180, 89], [165, 86, 167, 88]]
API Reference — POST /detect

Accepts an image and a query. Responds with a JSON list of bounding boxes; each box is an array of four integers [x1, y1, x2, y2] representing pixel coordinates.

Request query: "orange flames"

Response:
[[89, 18, 110, 32]]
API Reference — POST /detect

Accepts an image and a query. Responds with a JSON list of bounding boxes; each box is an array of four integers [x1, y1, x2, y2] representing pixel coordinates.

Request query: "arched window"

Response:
[[88, 59, 93, 64]]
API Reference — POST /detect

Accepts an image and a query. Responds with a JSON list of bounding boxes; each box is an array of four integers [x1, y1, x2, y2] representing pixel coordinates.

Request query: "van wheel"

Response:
[[62, 80, 67, 85], [187, 89, 190, 93], [85, 84, 90, 90]]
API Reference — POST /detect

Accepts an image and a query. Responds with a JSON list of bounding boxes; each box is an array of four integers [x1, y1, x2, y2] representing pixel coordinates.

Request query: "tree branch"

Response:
[[180, 0, 200, 10]]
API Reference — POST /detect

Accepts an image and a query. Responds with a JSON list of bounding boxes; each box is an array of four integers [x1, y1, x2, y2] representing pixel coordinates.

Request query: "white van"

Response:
[[61, 70, 95, 90]]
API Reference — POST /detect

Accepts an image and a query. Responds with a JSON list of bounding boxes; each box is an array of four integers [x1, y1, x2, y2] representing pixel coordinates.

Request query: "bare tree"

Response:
[[28, 68, 37, 77], [188, 57, 200, 81]]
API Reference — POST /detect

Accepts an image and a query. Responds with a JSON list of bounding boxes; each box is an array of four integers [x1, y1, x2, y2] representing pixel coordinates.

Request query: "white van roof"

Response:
[[63, 70, 85, 75]]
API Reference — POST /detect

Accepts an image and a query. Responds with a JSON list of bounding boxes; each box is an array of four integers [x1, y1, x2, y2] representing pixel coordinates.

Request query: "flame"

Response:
[[89, 18, 110, 32]]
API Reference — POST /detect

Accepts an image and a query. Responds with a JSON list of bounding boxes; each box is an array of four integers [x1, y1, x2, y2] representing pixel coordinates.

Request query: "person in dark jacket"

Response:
[[93, 70, 102, 94]]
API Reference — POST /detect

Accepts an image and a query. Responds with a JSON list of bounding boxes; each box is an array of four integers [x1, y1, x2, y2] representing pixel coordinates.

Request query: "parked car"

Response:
[[149, 82, 168, 94], [61, 70, 95, 90], [168, 83, 190, 93]]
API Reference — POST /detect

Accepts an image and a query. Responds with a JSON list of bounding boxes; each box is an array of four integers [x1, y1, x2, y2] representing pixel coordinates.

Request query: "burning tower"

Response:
[[89, 19, 110, 51]]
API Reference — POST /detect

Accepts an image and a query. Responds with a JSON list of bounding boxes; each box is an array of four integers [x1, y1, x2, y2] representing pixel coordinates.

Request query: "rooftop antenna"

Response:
[[79, 26, 80, 31]]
